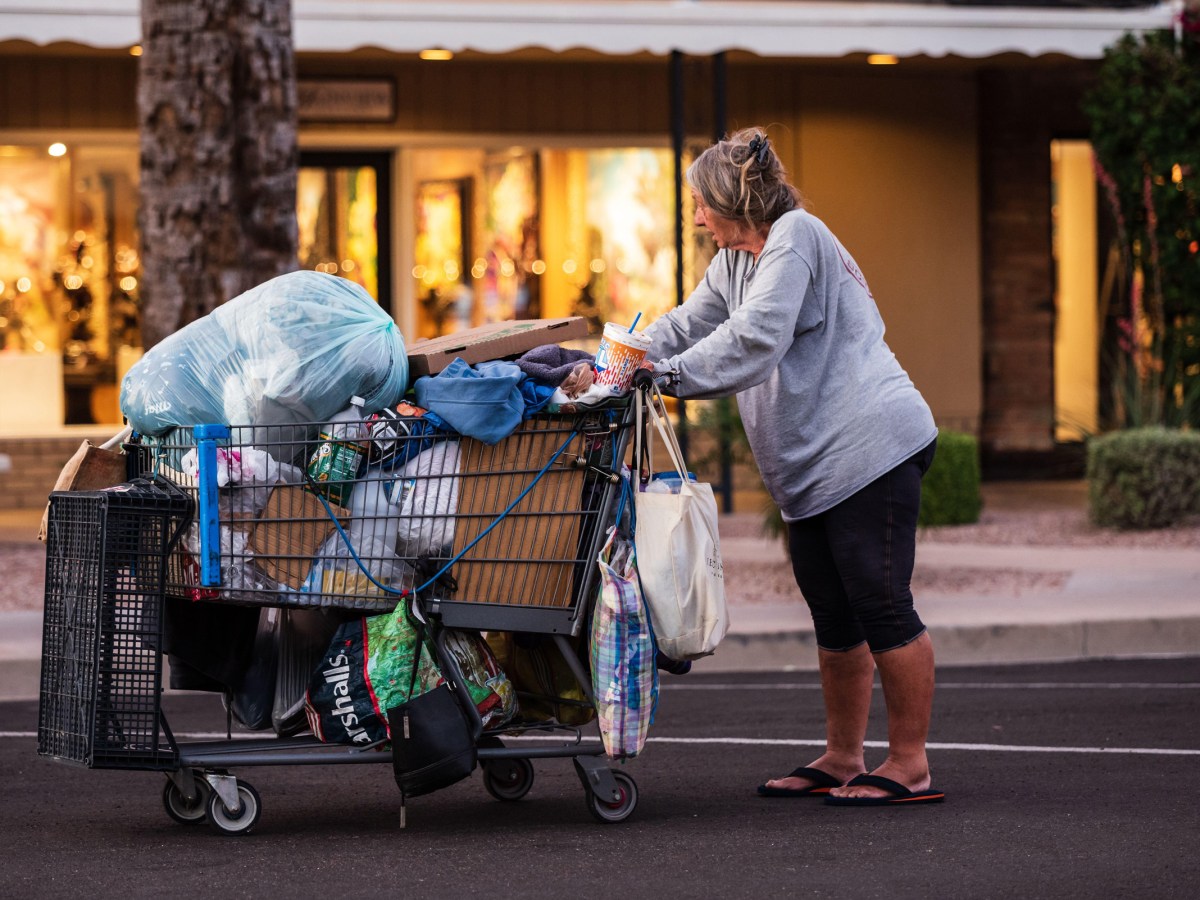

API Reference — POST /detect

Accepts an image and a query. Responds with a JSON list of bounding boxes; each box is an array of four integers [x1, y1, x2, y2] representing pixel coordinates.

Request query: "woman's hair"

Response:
[[686, 127, 803, 227]]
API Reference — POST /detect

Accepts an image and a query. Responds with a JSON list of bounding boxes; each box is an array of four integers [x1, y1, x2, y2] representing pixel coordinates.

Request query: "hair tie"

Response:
[[747, 134, 770, 166]]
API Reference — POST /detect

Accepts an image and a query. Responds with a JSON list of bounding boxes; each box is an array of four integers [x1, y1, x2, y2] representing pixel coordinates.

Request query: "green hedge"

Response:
[[1087, 427, 1200, 529], [919, 429, 982, 526]]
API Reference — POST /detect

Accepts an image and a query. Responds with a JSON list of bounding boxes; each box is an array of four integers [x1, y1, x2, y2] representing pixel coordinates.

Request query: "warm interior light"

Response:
[[129, 45, 143, 57], [48, 142, 67, 157], [867, 54, 899, 66], [419, 48, 453, 61]]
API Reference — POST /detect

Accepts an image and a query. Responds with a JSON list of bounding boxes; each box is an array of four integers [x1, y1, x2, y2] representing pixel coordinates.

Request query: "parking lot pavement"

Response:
[[3, 657, 1197, 899]]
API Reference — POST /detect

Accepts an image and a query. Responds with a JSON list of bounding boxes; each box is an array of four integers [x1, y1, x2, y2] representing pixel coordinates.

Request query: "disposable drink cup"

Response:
[[593, 322, 653, 391]]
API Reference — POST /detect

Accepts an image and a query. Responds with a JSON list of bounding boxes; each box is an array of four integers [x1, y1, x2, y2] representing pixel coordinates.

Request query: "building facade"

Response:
[[0, 0, 1180, 477]]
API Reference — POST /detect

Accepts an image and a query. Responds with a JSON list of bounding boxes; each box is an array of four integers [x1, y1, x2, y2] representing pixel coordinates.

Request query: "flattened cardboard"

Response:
[[249, 484, 348, 590], [407, 317, 590, 378], [451, 418, 586, 609]]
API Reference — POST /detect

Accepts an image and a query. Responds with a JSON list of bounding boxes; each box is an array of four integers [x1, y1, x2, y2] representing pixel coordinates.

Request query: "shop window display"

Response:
[[297, 160, 382, 301], [0, 149, 61, 356], [410, 146, 694, 341], [575, 148, 679, 330], [478, 151, 541, 324], [0, 144, 142, 428], [414, 178, 471, 339]]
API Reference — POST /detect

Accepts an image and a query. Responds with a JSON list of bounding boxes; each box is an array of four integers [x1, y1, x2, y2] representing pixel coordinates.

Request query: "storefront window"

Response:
[[568, 147, 679, 331], [0, 143, 141, 428], [414, 177, 472, 337], [410, 145, 689, 340], [0, 147, 63, 356]]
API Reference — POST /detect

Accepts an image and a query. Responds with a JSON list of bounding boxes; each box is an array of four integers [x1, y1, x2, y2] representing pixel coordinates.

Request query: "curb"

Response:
[[3, 619, 1199, 701], [694, 616, 1200, 673]]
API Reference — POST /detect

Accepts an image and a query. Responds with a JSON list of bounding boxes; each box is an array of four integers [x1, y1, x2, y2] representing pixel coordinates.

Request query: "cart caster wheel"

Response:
[[205, 781, 261, 836], [482, 758, 534, 802], [162, 777, 211, 825], [586, 771, 637, 824]]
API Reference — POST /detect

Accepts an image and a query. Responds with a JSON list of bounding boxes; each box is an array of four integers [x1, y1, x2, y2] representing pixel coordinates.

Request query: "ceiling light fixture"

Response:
[[867, 54, 899, 66], [419, 48, 453, 61]]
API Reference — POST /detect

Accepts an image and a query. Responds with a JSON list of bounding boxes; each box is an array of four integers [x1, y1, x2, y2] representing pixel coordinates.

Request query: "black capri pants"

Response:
[[786, 438, 937, 654]]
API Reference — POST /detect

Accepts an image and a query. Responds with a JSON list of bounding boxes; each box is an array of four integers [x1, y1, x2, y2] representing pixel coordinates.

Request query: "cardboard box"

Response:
[[406, 317, 590, 378], [451, 419, 587, 609], [249, 484, 348, 590]]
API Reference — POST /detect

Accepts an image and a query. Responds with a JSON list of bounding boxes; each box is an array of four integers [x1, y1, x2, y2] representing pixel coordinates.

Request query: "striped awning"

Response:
[[0, 0, 1182, 60]]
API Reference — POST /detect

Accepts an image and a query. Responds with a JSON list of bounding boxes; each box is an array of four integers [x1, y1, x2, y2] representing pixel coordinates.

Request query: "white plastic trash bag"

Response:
[[394, 441, 461, 556], [121, 271, 408, 436]]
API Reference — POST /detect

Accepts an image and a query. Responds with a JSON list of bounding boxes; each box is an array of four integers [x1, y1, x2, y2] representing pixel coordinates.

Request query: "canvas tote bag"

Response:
[[632, 386, 729, 661]]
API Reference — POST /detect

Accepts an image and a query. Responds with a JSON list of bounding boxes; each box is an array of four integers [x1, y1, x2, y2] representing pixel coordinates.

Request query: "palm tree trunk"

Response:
[[137, 0, 297, 348]]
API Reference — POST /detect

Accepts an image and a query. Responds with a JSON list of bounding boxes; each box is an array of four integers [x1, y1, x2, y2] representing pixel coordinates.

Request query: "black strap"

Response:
[[843, 773, 913, 797], [786, 767, 843, 789], [404, 601, 427, 702]]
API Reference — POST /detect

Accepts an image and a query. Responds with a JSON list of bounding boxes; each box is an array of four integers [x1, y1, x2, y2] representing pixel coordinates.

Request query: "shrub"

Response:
[[919, 429, 982, 526], [1087, 427, 1200, 528]]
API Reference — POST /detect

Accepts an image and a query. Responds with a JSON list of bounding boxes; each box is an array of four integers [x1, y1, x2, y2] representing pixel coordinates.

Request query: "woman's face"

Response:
[[692, 190, 763, 254]]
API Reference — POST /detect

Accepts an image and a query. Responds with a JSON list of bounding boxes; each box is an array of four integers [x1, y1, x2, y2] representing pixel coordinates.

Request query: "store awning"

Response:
[[0, 0, 1182, 60]]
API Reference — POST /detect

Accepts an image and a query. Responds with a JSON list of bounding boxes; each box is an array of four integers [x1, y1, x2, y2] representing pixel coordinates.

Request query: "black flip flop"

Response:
[[824, 773, 945, 806], [756, 766, 844, 798]]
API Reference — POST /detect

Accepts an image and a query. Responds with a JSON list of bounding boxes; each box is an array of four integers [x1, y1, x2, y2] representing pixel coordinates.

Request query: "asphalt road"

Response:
[[3, 657, 1198, 900]]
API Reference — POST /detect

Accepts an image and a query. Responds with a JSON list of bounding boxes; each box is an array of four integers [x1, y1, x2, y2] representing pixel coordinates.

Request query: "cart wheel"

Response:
[[586, 771, 638, 824], [162, 777, 211, 825], [205, 781, 261, 836], [482, 758, 535, 802]]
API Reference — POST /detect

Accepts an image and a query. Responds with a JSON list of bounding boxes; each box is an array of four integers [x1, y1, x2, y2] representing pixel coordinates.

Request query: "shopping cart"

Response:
[[37, 400, 639, 834]]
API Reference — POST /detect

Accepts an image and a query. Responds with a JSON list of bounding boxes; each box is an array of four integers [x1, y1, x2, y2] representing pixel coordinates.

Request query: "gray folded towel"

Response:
[[515, 345, 595, 386]]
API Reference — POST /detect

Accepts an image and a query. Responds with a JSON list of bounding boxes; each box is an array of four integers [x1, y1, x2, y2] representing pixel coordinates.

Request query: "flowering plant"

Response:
[[1083, 5, 1200, 428]]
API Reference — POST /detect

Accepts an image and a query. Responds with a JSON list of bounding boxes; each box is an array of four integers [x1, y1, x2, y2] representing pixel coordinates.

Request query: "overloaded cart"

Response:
[[36, 271, 671, 836]]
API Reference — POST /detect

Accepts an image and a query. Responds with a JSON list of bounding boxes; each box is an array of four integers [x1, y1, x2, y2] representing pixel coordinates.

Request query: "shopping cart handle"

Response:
[[193, 424, 231, 587]]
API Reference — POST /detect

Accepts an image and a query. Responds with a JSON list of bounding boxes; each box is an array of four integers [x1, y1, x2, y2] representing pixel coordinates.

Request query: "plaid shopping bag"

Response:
[[590, 525, 658, 759]]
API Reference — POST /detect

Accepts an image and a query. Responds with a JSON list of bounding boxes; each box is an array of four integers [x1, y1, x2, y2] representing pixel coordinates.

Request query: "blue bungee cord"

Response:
[[306, 427, 581, 602]]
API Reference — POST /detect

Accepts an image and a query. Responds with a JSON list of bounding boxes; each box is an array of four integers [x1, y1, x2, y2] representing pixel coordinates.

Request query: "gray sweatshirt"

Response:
[[644, 208, 937, 521]]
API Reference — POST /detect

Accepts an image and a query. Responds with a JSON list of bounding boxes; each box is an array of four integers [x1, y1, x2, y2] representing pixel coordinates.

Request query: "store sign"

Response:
[[298, 78, 395, 123]]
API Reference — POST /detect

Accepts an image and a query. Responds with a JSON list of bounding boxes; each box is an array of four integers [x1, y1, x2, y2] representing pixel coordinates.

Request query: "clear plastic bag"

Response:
[[121, 271, 407, 435]]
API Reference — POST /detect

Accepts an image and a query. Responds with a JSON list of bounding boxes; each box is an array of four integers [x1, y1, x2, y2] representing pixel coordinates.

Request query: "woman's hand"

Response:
[[632, 362, 657, 391]]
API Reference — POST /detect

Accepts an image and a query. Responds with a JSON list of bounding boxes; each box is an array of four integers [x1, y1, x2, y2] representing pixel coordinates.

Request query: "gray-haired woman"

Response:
[[637, 126, 944, 806]]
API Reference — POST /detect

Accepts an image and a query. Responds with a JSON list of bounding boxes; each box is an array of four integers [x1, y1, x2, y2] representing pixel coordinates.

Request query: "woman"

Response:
[[639, 127, 944, 806]]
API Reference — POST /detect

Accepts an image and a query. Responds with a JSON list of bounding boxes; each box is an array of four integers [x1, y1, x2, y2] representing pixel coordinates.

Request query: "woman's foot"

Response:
[[759, 753, 864, 795], [827, 759, 931, 800]]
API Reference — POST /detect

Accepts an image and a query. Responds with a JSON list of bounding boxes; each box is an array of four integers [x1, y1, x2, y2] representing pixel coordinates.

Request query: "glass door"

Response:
[[297, 151, 392, 312]]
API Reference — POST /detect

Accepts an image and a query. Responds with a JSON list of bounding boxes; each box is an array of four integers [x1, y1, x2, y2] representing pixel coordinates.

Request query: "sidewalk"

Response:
[[707, 530, 1200, 673], [3, 482, 1199, 700]]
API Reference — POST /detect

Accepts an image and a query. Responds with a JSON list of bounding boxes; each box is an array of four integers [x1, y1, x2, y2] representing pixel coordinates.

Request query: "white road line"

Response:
[[644, 737, 1200, 756], [663, 682, 1200, 690], [6, 732, 1197, 755]]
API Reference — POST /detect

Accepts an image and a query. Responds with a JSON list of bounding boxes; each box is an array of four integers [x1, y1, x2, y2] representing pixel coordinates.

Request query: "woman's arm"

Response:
[[644, 258, 734, 363], [656, 246, 814, 399]]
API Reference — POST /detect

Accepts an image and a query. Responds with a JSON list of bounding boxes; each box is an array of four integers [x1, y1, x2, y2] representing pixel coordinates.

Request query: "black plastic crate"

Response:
[[38, 478, 192, 770]]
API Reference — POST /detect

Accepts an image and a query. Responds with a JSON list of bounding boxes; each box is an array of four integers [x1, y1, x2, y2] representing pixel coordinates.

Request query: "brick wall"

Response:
[[0, 435, 116, 510], [978, 64, 1097, 456]]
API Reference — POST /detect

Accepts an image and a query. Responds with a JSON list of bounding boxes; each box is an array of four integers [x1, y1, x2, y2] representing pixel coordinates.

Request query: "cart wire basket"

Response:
[[134, 403, 631, 636], [38, 477, 192, 770]]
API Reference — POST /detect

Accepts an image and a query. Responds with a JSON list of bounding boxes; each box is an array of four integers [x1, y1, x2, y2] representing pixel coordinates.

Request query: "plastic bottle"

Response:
[[643, 471, 698, 494], [306, 396, 367, 506], [347, 467, 403, 556]]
